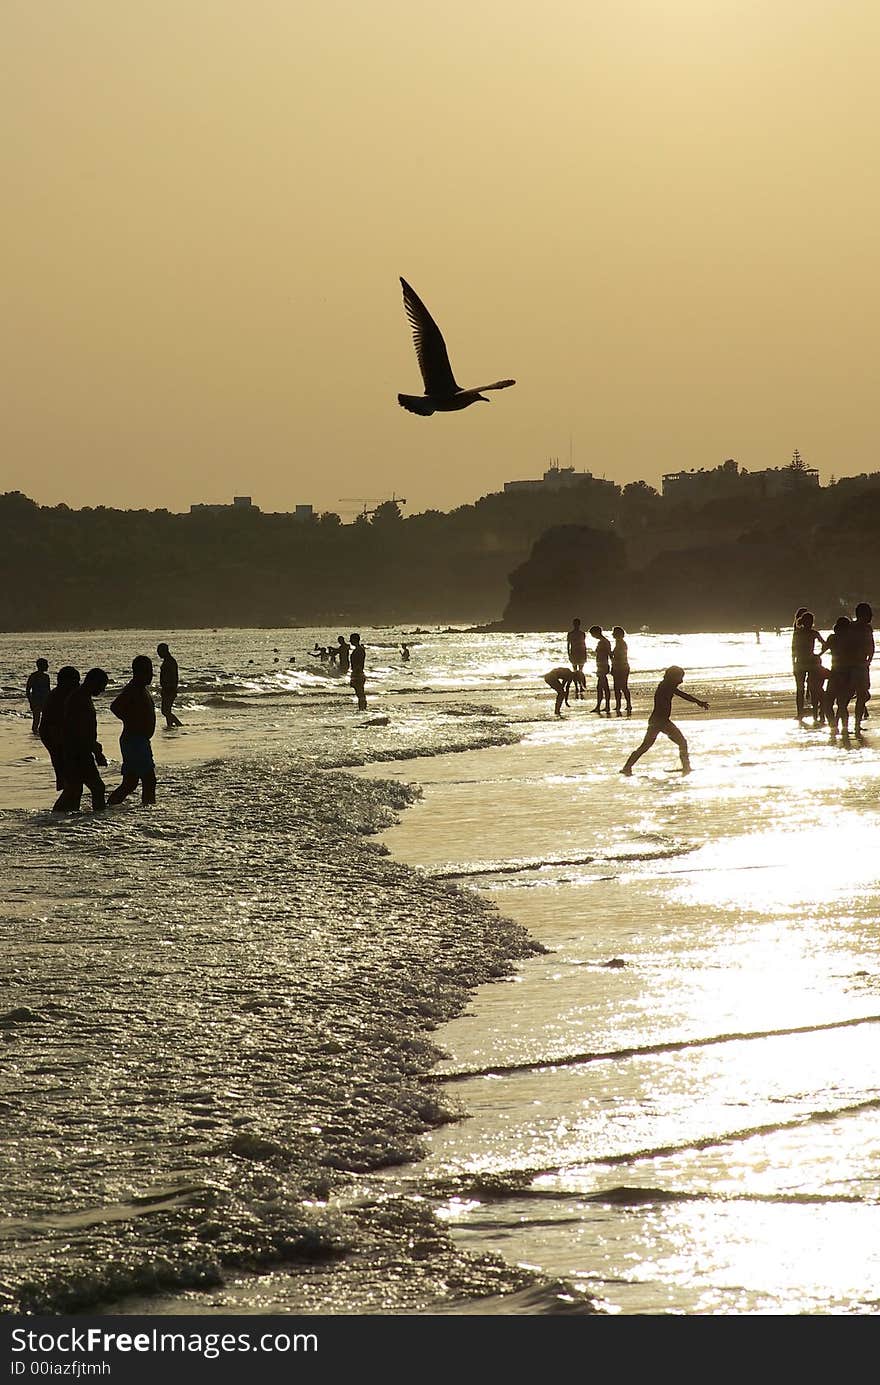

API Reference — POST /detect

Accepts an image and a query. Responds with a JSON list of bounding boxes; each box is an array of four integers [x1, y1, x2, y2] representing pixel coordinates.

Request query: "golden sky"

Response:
[[4, 1, 879, 515]]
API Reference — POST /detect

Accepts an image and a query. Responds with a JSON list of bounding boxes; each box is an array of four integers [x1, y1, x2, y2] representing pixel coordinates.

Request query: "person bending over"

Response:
[[544, 666, 579, 716], [108, 655, 157, 806], [620, 666, 708, 777]]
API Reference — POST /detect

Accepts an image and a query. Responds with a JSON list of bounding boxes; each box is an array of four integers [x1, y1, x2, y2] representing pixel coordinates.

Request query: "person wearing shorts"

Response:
[[108, 655, 157, 806]]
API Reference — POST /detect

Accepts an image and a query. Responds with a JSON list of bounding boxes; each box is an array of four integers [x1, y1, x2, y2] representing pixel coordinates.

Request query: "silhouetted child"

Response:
[[589, 626, 612, 714], [26, 658, 50, 734], [108, 655, 157, 806], [544, 666, 582, 716], [611, 626, 632, 715], [620, 666, 708, 776]]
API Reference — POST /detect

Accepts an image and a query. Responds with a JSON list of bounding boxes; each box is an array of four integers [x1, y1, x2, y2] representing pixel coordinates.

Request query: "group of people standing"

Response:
[[26, 643, 183, 812], [791, 602, 873, 733], [545, 619, 632, 717]]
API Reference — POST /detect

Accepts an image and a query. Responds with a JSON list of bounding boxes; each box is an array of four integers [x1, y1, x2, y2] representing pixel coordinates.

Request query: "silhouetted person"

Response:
[[40, 665, 80, 791], [823, 617, 853, 734], [850, 602, 874, 728], [401, 643, 411, 662], [791, 607, 810, 719], [108, 656, 157, 806], [336, 636, 350, 674], [565, 618, 585, 675], [156, 642, 183, 728], [611, 626, 632, 715], [798, 614, 831, 731], [53, 668, 109, 812], [349, 632, 367, 710], [589, 626, 611, 713], [620, 666, 708, 777], [26, 658, 50, 734], [544, 666, 583, 716]]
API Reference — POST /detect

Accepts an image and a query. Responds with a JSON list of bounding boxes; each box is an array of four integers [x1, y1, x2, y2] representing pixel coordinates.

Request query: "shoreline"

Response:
[[1, 701, 601, 1316]]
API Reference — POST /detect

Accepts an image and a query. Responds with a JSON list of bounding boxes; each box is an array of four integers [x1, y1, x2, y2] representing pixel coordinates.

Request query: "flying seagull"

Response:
[[397, 277, 515, 416]]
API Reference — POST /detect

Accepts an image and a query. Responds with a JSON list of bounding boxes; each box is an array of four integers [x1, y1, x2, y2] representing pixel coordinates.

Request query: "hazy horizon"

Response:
[[6, 1, 880, 516]]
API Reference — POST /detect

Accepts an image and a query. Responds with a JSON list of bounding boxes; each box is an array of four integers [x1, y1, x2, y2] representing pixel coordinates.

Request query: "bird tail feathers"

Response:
[[398, 394, 435, 416]]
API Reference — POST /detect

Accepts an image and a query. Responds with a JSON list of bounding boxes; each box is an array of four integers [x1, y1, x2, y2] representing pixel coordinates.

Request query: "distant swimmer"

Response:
[[620, 666, 708, 777], [401, 643, 411, 662], [40, 666, 80, 791], [156, 642, 183, 728], [611, 626, 632, 716], [589, 626, 612, 714], [107, 656, 157, 806], [544, 666, 578, 716], [397, 277, 515, 416], [566, 619, 587, 682], [336, 636, 350, 674], [26, 658, 50, 734], [349, 632, 367, 711], [53, 668, 109, 813]]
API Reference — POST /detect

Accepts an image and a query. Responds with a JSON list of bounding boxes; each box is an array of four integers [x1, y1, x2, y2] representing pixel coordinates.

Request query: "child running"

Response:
[[620, 665, 708, 776]]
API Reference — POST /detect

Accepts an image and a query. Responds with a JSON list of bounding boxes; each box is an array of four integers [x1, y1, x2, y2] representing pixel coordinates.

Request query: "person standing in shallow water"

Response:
[[849, 602, 874, 729], [108, 656, 157, 806], [589, 626, 612, 714], [156, 642, 183, 728], [54, 668, 109, 812], [40, 666, 80, 791], [26, 658, 51, 734], [566, 619, 587, 683], [620, 666, 708, 777], [611, 626, 632, 716], [336, 636, 350, 674], [349, 633, 367, 711]]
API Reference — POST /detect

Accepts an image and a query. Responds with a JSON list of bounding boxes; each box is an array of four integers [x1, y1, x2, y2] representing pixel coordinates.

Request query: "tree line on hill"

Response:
[[1, 471, 878, 631]]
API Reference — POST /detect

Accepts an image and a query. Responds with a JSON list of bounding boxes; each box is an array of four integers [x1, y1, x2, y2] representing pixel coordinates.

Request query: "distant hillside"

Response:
[[1, 474, 878, 630]]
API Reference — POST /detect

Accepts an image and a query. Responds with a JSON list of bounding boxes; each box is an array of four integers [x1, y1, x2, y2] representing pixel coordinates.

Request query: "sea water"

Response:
[[2, 627, 878, 1314]]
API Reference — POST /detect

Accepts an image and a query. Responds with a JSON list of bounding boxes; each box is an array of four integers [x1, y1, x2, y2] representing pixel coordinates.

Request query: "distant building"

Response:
[[661, 455, 820, 503], [504, 461, 611, 494], [293, 504, 314, 521]]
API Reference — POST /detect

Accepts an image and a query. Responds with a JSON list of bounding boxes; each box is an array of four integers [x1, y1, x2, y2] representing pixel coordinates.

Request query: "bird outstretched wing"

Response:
[[400, 277, 459, 397]]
